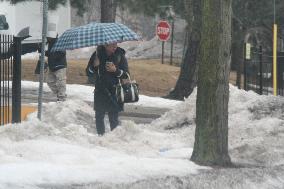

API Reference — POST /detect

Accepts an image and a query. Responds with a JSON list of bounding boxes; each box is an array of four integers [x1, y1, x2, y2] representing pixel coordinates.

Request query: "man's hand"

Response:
[[105, 62, 116, 72]]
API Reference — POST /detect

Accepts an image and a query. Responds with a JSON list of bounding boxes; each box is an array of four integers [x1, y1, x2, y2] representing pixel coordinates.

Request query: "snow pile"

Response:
[[22, 37, 184, 60], [150, 86, 284, 167], [0, 83, 284, 188], [228, 88, 284, 167], [0, 98, 205, 188], [120, 37, 184, 59]]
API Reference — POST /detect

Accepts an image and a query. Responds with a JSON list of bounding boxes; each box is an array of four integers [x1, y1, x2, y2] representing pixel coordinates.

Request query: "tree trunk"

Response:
[[164, 0, 201, 100], [113, 0, 117, 21], [86, 0, 100, 23], [191, 0, 232, 166], [101, 0, 115, 22]]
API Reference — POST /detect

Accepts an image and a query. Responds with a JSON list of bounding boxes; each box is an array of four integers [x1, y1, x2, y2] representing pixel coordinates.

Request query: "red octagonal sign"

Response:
[[156, 20, 171, 41]]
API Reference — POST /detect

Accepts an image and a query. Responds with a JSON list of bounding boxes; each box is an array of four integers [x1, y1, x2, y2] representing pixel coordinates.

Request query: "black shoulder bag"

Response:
[[115, 73, 139, 103]]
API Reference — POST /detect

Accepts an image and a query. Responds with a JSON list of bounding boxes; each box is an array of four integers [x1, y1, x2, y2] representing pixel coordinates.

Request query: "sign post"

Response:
[[156, 20, 171, 64], [273, 24, 278, 96]]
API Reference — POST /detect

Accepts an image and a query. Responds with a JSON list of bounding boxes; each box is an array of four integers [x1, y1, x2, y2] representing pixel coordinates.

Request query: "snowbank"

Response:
[[0, 83, 284, 188]]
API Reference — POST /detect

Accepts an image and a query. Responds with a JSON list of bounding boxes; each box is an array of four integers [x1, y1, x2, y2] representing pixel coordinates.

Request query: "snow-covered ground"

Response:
[[0, 81, 284, 188], [7, 34, 284, 188]]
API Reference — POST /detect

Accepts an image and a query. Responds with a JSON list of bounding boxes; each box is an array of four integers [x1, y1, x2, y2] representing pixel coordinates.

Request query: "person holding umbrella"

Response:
[[86, 43, 129, 135], [51, 22, 140, 134]]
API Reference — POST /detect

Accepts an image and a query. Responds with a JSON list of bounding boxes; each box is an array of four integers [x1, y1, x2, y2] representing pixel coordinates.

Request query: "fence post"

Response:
[[259, 46, 263, 95], [12, 37, 22, 123]]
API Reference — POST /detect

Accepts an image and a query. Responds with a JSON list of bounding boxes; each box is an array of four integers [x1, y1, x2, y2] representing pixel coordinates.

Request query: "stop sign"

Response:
[[156, 20, 171, 41]]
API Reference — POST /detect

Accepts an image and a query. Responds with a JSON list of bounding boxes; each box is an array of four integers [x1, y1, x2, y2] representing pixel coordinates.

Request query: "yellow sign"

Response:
[[245, 43, 251, 60]]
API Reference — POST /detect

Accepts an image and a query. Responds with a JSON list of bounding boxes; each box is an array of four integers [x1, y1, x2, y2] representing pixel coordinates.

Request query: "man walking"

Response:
[[46, 35, 67, 101]]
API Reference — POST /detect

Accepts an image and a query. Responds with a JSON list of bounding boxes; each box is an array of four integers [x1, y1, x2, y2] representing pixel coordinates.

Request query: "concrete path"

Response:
[[21, 88, 170, 124]]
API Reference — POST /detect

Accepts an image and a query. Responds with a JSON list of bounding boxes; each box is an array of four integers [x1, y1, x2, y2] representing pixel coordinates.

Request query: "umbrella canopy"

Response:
[[51, 22, 140, 52]]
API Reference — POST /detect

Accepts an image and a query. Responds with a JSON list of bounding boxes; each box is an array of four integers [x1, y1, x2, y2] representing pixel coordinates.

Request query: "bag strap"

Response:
[[118, 72, 131, 85]]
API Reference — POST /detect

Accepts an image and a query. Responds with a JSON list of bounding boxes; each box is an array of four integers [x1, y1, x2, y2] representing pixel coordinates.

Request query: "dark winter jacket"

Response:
[[46, 38, 67, 72], [86, 46, 129, 112]]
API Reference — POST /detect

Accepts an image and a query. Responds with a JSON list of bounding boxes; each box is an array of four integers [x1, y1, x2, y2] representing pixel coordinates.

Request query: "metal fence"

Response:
[[0, 34, 22, 125], [244, 45, 284, 96]]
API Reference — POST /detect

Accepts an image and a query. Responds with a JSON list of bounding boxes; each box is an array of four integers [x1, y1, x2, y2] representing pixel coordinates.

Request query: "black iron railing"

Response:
[[0, 34, 22, 125], [244, 45, 284, 96]]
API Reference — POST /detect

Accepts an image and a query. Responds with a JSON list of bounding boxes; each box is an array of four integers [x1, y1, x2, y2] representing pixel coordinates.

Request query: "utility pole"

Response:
[[38, 0, 48, 120]]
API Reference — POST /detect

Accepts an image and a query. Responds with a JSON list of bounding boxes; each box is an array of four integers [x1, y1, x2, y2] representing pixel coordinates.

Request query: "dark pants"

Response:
[[95, 110, 119, 135]]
